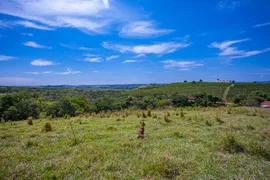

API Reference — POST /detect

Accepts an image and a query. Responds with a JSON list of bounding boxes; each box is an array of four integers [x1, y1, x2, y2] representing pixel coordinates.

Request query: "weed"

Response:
[[142, 112, 147, 118], [215, 113, 224, 124], [147, 109, 152, 117], [227, 108, 232, 114], [44, 122, 52, 132], [172, 132, 185, 139], [247, 142, 270, 160], [164, 112, 170, 122], [205, 120, 213, 126], [221, 134, 244, 153], [246, 124, 255, 130], [27, 117, 33, 125]]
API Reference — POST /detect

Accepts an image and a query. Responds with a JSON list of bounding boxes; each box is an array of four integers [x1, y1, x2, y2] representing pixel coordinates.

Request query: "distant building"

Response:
[[187, 96, 196, 102], [216, 79, 235, 83], [261, 101, 270, 108]]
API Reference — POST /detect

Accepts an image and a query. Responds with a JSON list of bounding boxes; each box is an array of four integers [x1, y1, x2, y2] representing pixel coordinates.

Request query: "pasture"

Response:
[[1, 107, 269, 179]]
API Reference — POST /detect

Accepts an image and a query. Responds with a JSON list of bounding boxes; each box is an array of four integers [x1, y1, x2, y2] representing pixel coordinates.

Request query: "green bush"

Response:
[[44, 122, 52, 132], [27, 117, 33, 125]]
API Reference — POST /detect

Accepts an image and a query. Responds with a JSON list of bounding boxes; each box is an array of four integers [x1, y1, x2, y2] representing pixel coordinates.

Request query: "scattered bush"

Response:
[[247, 142, 270, 160], [180, 110, 184, 118], [164, 112, 170, 122], [44, 122, 52, 132], [215, 113, 224, 124], [142, 112, 147, 118], [27, 117, 33, 125], [221, 134, 244, 153], [227, 108, 232, 114], [147, 109, 152, 117]]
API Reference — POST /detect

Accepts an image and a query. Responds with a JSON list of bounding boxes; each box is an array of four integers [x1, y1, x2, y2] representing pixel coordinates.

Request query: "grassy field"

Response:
[[126, 82, 270, 101], [0, 107, 270, 179]]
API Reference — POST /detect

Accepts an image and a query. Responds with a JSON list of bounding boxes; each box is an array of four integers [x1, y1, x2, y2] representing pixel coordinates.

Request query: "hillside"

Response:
[[126, 82, 270, 102]]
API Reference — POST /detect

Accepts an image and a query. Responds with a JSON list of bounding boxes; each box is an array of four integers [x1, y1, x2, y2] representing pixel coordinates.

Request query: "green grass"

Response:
[[0, 107, 270, 179]]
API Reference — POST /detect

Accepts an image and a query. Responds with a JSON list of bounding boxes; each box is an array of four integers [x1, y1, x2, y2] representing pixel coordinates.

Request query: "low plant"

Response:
[[27, 117, 33, 125], [221, 134, 244, 153], [44, 122, 52, 132], [215, 113, 224, 124], [147, 109, 152, 117], [164, 112, 170, 122], [142, 112, 147, 118]]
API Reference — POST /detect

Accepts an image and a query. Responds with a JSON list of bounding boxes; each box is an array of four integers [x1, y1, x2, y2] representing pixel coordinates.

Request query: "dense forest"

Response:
[[0, 82, 269, 121]]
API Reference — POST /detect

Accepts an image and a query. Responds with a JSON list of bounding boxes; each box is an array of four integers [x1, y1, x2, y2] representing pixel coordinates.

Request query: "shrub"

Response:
[[27, 117, 33, 125], [147, 109, 152, 117], [142, 112, 147, 118], [221, 134, 244, 153], [180, 110, 184, 118], [164, 112, 170, 122], [215, 113, 224, 124], [247, 142, 270, 160], [227, 108, 232, 114], [153, 114, 157, 118], [44, 122, 52, 132]]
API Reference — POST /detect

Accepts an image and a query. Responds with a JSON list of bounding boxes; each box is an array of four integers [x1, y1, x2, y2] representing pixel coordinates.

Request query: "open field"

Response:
[[1, 107, 269, 179]]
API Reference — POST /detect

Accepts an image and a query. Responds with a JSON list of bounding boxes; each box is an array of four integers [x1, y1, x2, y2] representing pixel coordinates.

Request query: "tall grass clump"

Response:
[[221, 134, 244, 153], [27, 117, 33, 125], [147, 109, 152, 117], [44, 122, 52, 132], [215, 112, 224, 124], [164, 112, 170, 122], [247, 142, 270, 160], [142, 112, 147, 118]]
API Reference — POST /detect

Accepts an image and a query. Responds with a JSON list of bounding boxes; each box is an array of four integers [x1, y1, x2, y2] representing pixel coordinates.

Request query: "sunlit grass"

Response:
[[0, 107, 269, 179]]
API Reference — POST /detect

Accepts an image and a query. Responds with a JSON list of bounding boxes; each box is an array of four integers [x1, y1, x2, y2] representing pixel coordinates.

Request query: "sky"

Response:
[[0, 0, 269, 85]]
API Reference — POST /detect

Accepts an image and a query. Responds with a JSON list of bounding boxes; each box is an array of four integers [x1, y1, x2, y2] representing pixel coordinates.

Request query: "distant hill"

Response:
[[126, 82, 270, 101]]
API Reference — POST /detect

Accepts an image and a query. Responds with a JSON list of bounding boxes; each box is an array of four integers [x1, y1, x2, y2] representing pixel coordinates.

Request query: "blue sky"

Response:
[[0, 0, 269, 85]]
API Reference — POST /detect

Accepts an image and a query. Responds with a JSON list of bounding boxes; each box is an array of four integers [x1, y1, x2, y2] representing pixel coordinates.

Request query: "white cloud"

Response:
[[92, 70, 99, 73], [21, 33, 34, 36], [78, 47, 93, 51], [217, 0, 241, 9], [103, 0, 110, 8], [122, 60, 137, 63], [84, 57, 103, 62], [15, 21, 53, 30], [102, 41, 190, 55], [254, 22, 270, 28], [209, 38, 270, 59], [55, 68, 81, 75], [61, 43, 93, 51], [0, 55, 16, 61], [25, 72, 41, 75], [161, 60, 203, 71], [0, 20, 11, 28], [0, 0, 115, 34], [134, 54, 145, 58], [31, 59, 54, 66], [82, 54, 103, 62], [23, 41, 51, 49], [120, 21, 174, 38], [0, 77, 34, 85], [106, 55, 119, 61]]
